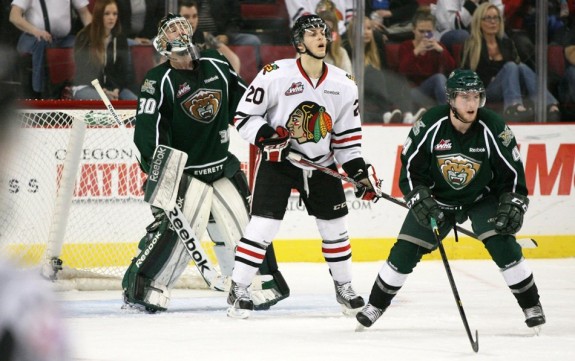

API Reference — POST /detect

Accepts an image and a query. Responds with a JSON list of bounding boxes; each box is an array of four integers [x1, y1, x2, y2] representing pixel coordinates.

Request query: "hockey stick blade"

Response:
[[287, 153, 537, 249], [516, 238, 538, 248]]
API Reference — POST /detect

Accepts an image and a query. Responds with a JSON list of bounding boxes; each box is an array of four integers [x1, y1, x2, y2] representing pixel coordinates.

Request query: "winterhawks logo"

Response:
[[434, 139, 452, 151], [285, 82, 304, 96]]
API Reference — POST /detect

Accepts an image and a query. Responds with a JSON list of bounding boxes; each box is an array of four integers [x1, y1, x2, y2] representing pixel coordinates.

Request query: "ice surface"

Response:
[[60, 259, 575, 361]]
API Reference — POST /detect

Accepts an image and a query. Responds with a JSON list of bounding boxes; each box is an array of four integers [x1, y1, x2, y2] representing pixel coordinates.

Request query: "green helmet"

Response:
[[446, 69, 486, 107]]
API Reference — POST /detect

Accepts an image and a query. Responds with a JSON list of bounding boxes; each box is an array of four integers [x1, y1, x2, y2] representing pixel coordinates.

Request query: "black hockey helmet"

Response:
[[291, 14, 332, 52], [446, 69, 486, 107]]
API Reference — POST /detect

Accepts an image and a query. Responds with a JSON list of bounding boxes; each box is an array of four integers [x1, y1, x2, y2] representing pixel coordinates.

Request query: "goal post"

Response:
[[0, 100, 250, 290]]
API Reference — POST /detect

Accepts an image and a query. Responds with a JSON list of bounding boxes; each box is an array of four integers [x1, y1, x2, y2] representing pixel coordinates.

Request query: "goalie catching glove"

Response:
[[404, 185, 445, 229], [495, 192, 529, 235], [257, 126, 291, 162]]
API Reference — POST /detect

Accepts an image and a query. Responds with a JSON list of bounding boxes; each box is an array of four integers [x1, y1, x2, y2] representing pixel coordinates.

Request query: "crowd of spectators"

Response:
[[1, 0, 573, 122]]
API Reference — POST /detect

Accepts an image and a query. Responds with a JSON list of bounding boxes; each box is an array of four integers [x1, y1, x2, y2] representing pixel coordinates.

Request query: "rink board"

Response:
[[4, 124, 575, 263]]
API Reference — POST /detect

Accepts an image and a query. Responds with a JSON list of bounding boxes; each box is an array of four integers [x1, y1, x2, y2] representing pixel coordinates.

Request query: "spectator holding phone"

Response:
[[399, 8, 455, 117]]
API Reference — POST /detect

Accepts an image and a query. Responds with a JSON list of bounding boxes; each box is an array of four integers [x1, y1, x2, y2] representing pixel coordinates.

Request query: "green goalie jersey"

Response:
[[399, 104, 528, 207], [133, 49, 247, 183]]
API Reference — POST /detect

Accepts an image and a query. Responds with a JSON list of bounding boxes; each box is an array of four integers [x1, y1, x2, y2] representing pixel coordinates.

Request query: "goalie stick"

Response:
[[91, 79, 226, 291], [286, 153, 538, 248]]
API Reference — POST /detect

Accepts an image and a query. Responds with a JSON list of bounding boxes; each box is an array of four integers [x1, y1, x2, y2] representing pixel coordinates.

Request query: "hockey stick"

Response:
[[286, 153, 538, 248], [91, 79, 226, 291], [431, 217, 479, 353]]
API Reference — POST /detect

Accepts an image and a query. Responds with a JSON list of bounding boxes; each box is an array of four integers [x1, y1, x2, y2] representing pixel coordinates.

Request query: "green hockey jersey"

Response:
[[399, 104, 528, 207], [133, 49, 247, 183]]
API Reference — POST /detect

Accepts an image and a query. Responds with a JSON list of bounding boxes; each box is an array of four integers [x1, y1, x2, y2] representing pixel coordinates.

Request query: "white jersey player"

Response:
[[227, 14, 383, 318]]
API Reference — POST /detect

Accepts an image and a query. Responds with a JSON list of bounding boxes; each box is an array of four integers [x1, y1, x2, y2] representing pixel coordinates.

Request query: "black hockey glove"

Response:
[[495, 192, 529, 235], [404, 185, 445, 229], [258, 126, 291, 162], [351, 164, 383, 201]]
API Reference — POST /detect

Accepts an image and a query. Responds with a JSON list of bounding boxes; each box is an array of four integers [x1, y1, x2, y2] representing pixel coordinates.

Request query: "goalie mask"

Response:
[[291, 14, 332, 54], [446, 69, 486, 108], [153, 13, 200, 61]]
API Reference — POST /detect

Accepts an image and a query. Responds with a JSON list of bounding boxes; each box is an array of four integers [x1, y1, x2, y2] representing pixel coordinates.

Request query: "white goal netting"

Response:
[[0, 101, 217, 290]]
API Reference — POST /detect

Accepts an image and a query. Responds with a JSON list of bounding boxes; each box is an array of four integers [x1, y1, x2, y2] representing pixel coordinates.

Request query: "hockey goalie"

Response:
[[121, 14, 289, 313]]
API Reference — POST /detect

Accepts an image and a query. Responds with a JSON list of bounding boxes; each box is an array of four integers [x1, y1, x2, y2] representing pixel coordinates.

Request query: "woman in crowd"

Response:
[[345, 16, 413, 123], [73, 0, 137, 100], [461, 2, 560, 121]]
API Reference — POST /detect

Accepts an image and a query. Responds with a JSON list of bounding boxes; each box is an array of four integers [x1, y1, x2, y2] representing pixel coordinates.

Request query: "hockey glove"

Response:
[[351, 164, 383, 201], [495, 192, 529, 235], [404, 185, 445, 229], [259, 127, 291, 162]]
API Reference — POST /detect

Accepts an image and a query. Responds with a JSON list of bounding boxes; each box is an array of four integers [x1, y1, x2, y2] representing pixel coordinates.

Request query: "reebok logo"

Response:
[[204, 75, 218, 84], [167, 208, 211, 274], [148, 147, 167, 183], [136, 232, 161, 268]]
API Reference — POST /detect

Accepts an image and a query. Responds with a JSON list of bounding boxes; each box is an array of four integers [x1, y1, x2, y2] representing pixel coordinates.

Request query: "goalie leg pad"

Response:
[[209, 177, 250, 276], [181, 176, 213, 243], [121, 215, 183, 311], [122, 177, 214, 309]]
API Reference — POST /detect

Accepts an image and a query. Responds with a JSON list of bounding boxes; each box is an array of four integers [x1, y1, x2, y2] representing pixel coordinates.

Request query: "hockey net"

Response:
[[0, 100, 246, 290]]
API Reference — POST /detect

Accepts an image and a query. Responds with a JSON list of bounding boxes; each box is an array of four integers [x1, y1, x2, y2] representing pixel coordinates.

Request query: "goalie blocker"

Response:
[[122, 146, 289, 312]]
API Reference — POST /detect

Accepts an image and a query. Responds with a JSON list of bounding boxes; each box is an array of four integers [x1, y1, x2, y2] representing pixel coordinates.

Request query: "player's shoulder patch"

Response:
[[140, 63, 172, 95], [141, 79, 157, 95], [262, 62, 280, 75], [260, 58, 298, 78], [498, 124, 515, 147]]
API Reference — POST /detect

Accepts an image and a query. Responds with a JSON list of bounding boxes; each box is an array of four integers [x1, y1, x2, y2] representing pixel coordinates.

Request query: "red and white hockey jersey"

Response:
[[234, 58, 364, 170]]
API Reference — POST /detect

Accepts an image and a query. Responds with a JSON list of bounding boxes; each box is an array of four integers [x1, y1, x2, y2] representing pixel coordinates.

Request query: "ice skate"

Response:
[[523, 302, 545, 335], [334, 281, 365, 316], [355, 303, 385, 331], [227, 281, 254, 319]]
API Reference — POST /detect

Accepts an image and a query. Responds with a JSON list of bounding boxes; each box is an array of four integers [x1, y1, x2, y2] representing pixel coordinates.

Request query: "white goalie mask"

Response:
[[153, 13, 200, 61]]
